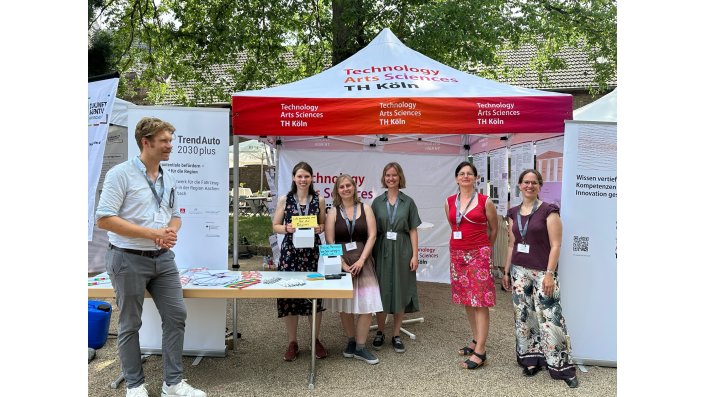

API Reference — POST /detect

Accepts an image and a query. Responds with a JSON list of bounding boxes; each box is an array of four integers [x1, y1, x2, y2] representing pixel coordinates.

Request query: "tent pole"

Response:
[[232, 136, 240, 269]]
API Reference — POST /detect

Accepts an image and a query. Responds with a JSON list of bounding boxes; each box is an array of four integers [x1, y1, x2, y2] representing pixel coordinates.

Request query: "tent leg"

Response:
[[232, 135, 240, 269]]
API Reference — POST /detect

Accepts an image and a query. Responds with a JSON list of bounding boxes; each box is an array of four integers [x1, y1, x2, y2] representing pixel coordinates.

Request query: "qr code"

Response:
[[573, 236, 589, 252]]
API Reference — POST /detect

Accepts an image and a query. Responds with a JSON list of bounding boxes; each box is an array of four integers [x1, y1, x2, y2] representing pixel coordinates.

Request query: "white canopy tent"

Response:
[[573, 88, 617, 122], [229, 28, 574, 275]]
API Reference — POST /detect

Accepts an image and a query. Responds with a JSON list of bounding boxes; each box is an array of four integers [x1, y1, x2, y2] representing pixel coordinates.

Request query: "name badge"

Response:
[[345, 242, 358, 251], [154, 213, 166, 224], [517, 243, 530, 253], [453, 231, 462, 239], [386, 231, 398, 240]]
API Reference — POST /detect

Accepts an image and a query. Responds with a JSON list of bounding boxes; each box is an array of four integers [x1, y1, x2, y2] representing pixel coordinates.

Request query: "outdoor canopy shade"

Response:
[[231, 28, 573, 136]]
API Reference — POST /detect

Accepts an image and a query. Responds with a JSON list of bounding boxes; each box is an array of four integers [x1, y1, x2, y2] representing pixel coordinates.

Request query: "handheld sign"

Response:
[[291, 215, 318, 228], [319, 244, 343, 257]]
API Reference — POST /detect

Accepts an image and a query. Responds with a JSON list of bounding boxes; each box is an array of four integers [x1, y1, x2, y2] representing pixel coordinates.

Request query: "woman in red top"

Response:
[[444, 161, 498, 369]]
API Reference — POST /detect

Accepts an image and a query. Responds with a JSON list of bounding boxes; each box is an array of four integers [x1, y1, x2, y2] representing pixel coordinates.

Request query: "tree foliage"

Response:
[[89, 0, 616, 105]]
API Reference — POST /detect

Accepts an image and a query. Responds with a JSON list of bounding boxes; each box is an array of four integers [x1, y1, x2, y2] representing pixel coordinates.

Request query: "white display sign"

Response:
[[473, 152, 488, 197], [488, 147, 509, 216], [127, 106, 230, 356], [88, 77, 119, 239], [278, 149, 463, 283], [509, 142, 535, 207], [559, 121, 617, 366]]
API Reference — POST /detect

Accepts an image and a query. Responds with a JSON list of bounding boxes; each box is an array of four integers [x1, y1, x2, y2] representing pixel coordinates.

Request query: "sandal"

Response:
[[458, 339, 477, 356], [461, 351, 486, 370]]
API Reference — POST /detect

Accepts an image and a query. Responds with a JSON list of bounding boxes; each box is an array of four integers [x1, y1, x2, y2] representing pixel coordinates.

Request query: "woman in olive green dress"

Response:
[[370, 162, 422, 354]]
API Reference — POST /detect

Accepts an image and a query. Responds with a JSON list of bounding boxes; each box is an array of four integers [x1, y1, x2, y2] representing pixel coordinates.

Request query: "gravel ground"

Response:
[[88, 256, 616, 397]]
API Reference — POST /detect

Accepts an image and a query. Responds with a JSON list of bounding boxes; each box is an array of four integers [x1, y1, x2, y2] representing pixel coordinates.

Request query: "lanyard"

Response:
[[517, 200, 539, 243], [385, 197, 399, 230], [294, 194, 312, 216], [339, 204, 357, 242], [141, 167, 164, 211], [455, 191, 476, 229]]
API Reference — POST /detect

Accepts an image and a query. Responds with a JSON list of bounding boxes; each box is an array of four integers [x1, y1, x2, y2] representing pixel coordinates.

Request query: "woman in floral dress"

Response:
[[272, 161, 327, 361]]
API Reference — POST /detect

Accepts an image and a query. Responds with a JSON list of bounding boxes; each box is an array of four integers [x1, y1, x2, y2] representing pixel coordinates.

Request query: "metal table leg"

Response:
[[232, 298, 238, 348], [308, 298, 317, 389]]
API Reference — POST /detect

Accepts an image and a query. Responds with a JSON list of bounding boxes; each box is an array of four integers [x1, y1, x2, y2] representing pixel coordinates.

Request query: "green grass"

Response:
[[229, 215, 273, 247]]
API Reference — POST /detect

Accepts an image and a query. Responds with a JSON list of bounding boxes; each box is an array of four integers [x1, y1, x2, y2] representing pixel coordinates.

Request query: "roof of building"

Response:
[[478, 43, 616, 91], [156, 43, 615, 106]]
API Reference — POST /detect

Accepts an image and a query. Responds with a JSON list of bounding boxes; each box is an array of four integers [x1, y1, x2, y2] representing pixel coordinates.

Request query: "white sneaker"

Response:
[[126, 384, 149, 397], [161, 380, 206, 397]]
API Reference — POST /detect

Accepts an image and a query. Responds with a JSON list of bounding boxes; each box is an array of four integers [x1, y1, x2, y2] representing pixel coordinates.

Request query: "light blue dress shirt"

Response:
[[96, 156, 181, 250]]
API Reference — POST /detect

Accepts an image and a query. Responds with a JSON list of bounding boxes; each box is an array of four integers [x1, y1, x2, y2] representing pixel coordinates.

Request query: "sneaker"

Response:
[[161, 380, 206, 397], [343, 340, 356, 358], [372, 331, 385, 350], [353, 346, 380, 365], [284, 341, 299, 361], [127, 384, 149, 397], [392, 336, 405, 353], [315, 339, 328, 359]]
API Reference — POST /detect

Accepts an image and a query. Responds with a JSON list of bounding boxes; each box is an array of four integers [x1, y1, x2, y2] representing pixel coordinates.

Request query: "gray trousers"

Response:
[[106, 248, 186, 388]]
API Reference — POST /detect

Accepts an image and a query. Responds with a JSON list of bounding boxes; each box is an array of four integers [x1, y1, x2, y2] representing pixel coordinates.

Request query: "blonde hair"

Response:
[[332, 174, 361, 207], [380, 162, 406, 189], [135, 117, 175, 150]]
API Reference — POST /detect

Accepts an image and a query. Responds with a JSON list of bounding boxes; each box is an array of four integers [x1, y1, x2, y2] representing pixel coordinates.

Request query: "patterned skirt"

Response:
[[449, 246, 495, 307]]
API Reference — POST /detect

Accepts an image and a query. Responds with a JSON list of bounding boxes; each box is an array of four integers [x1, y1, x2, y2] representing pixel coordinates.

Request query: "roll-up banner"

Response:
[[127, 106, 230, 356], [559, 120, 617, 366], [88, 77, 119, 239]]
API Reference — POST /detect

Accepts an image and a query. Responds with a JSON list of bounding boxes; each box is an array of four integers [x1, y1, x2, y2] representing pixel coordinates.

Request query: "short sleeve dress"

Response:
[[371, 191, 422, 314], [277, 191, 324, 317], [327, 204, 383, 314]]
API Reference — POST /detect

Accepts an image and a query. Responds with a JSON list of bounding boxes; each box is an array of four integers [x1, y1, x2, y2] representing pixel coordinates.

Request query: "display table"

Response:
[[89, 270, 353, 389]]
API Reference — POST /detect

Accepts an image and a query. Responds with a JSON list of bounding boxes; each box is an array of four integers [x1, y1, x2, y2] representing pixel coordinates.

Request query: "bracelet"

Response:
[[546, 269, 555, 274]]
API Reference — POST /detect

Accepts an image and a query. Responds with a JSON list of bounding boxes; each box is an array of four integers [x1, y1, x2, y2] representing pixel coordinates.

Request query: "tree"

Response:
[[89, 0, 118, 77], [89, 0, 616, 105]]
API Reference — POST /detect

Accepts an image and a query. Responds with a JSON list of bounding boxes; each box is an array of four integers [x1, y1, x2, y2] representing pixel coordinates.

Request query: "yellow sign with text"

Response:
[[291, 215, 318, 228]]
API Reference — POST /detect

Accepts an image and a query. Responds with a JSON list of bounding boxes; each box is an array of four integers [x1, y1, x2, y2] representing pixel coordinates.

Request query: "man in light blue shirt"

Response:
[[96, 117, 206, 397]]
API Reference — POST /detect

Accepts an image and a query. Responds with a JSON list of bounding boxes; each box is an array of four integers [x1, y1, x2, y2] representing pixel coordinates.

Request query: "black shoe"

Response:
[[461, 351, 486, 369], [564, 376, 579, 388], [372, 331, 385, 350], [522, 366, 542, 377], [458, 339, 477, 356], [391, 336, 405, 353]]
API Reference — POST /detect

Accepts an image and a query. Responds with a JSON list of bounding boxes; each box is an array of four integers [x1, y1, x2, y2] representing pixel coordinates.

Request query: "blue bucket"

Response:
[[88, 300, 112, 349]]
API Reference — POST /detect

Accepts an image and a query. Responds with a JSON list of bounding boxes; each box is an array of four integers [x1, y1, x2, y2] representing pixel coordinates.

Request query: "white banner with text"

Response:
[[127, 106, 230, 355], [278, 149, 465, 283], [559, 121, 617, 366], [88, 77, 119, 239]]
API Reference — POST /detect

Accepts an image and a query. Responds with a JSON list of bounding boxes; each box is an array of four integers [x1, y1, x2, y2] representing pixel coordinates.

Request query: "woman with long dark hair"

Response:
[[272, 161, 327, 361]]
